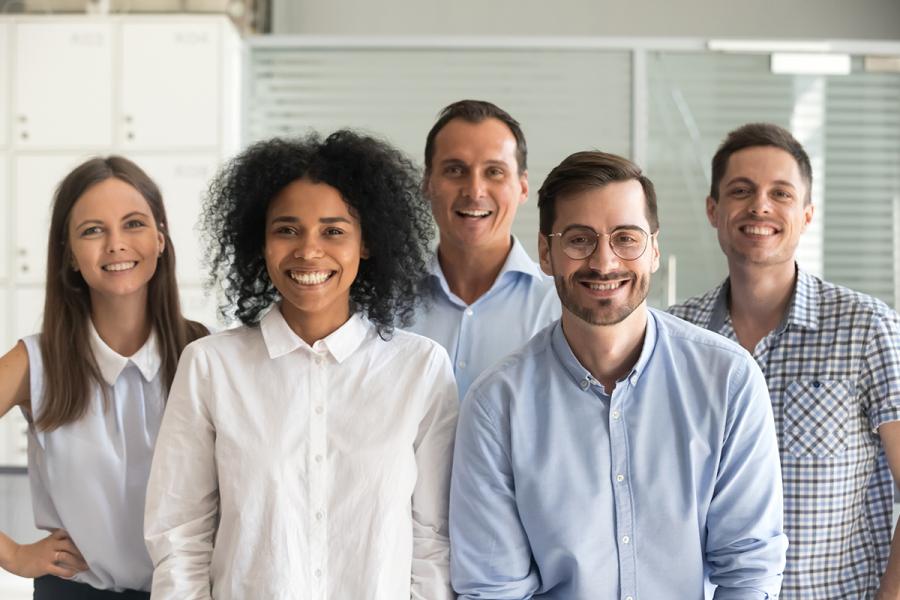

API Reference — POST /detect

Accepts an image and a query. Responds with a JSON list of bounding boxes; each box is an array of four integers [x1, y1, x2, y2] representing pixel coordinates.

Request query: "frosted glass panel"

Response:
[[247, 46, 632, 263]]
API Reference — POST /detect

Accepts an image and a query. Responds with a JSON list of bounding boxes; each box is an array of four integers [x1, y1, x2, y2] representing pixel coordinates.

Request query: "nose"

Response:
[[105, 230, 126, 253], [748, 189, 772, 216], [586, 234, 621, 271], [462, 172, 487, 200], [293, 234, 324, 260]]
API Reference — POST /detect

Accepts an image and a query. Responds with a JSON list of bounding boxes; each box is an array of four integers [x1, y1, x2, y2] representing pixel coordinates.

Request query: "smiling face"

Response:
[[265, 178, 367, 338], [425, 117, 528, 254], [707, 145, 813, 269], [68, 177, 165, 304], [539, 180, 659, 327]]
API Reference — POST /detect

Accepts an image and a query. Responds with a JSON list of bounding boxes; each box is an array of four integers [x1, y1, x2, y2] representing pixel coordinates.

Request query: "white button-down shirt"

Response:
[[22, 324, 163, 592], [144, 306, 458, 600]]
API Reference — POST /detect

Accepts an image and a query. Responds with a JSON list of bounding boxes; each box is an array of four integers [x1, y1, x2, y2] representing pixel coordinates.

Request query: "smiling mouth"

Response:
[[102, 261, 137, 272], [289, 270, 335, 286], [455, 209, 492, 219], [740, 224, 779, 236]]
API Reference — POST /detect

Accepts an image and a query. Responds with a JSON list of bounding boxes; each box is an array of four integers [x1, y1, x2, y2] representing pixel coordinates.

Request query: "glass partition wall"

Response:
[[245, 38, 900, 310]]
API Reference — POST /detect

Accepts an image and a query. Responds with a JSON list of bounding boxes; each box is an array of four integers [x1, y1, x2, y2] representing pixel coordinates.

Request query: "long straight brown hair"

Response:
[[37, 156, 207, 431]]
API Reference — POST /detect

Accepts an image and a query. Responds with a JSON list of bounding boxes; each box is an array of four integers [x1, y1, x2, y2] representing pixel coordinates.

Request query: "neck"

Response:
[[89, 290, 151, 357], [281, 303, 351, 346], [726, 260, 796, 352], [561, 304, 648, 395], [437, 235, 512, 305]]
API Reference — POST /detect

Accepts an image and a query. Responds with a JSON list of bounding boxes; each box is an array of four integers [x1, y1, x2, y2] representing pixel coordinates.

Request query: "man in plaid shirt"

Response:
[[669, 122, 900, 599]]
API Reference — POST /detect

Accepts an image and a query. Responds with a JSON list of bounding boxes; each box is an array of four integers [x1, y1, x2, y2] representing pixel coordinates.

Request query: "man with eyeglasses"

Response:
[[450, 150, 787, 599], [409, 100, 560, 399], [669, 123, 900, 599]]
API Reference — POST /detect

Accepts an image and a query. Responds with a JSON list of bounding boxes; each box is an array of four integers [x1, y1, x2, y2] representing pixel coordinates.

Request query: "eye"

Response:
[[772, 189, 793, 200], [443, 165, 464, 177], [486, 166, 505, 178], [324, 227, 345, 237], [124, 219, 147, 229], [612, 232, 639, 245], [729, 187, 751, 198], [273, 225, 297, 236], [80, 225, 102, 237]]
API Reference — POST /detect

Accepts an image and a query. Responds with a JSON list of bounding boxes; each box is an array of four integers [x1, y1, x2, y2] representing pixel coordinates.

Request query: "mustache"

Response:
[[571, 269, 635, 281]]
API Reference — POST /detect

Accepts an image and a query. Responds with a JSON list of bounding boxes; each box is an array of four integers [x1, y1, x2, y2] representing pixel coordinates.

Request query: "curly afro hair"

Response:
[[202, 131, 434, 338]]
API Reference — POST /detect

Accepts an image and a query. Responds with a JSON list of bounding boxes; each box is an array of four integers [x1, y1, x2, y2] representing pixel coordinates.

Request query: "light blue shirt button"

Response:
[[580, 379, 590, 390], [612, 410, 621, 419]]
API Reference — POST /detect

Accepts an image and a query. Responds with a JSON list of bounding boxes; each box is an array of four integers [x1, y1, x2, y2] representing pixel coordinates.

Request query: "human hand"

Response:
[[5, 529, 88, 579]]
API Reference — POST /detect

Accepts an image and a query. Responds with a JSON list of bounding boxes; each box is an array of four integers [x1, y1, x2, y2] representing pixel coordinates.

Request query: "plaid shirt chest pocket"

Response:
[[784, 380, 854, 458]]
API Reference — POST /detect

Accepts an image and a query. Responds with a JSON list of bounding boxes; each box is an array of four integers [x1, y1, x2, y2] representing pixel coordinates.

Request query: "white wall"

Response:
[[272, 0, 900, 40]]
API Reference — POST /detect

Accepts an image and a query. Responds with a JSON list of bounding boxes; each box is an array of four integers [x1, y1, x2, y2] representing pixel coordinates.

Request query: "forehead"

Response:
[[432, 117, 519, 166], [721, 146, 806, 190], [553, 180, 649, 229], [267, 178, 355, 219], [71, 178, 150, 220]]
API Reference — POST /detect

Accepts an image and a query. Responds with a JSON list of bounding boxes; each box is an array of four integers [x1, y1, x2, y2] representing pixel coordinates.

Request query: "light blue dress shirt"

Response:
[[408, 237, 560, 399], [450, 309, 787, 600]]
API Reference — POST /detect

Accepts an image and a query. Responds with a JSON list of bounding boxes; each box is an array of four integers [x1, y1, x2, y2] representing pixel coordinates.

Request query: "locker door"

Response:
[[14, 22, 113, 149]]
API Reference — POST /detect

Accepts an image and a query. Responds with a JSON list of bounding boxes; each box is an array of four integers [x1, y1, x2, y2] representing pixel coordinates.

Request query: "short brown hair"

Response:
[[538, 151, 658, 235], [423, 99, 527, 176], [710, 122, 813, 204]]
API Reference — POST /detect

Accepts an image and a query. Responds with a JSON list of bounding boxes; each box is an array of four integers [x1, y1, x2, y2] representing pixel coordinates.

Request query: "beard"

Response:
[[554, 267, 650, 327]]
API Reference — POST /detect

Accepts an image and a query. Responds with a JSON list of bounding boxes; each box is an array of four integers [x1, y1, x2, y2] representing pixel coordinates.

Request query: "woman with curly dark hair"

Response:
[[144, 131, 458, 599]]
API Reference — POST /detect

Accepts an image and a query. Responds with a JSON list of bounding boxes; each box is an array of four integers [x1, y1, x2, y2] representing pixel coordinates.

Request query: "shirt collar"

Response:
[[550, 309, 659, 391], [427, 236, 545, 296], [709, 264, 819, 333], [88, 321, 161, 385], [260, 304, 371, 364]]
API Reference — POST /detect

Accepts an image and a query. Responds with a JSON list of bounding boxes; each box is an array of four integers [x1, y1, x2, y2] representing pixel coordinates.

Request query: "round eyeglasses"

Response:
[[546, 225, 651, 261]]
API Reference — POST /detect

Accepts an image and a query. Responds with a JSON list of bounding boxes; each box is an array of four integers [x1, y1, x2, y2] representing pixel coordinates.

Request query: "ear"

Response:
[[538, 233, 553, 276], [649, 233, 660, 274], [518, 171, 529, 205], [157, 229, 166, 257], [705, 196, 718, 228], [360, 239, 370, 260], [800, 201, 815, 233]]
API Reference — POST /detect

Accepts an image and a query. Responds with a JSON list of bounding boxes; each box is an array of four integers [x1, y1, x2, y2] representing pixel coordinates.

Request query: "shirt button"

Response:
[[315, 454, 323, 463], [616, 474, 624, 482], [626, 596, 634, 600], [622, 535, 630, 544], [315, 356, 324, 365], [629, 374, 638, 386], [458, 361, 466, 369], [611, 410, 620, 420], [580, 379, 590, 390], [316, 511, 323, 520], [315, 405, 324, 415], [465, 308, 474, 316], [314, 569, 322, 578]]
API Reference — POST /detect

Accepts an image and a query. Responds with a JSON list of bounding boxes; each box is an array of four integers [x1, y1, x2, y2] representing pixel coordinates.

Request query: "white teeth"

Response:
[[290, 271, 332, 285], [587, 281, 623, 291], [103, 261, 137, 272], [457, 209, 491, 218], [743, 225, 776, 236]]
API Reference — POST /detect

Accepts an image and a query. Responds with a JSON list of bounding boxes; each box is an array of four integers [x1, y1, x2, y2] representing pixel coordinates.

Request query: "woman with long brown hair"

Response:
[[0, 156, 206, 599]]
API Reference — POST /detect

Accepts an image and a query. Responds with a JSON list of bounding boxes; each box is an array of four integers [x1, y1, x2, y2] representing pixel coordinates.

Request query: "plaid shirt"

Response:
[[669, 268, 900, 599]]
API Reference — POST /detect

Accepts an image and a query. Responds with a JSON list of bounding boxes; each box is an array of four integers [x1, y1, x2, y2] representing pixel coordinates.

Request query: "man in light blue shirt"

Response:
[[409, 100, 559, 398], [450, 150, 787, 599]]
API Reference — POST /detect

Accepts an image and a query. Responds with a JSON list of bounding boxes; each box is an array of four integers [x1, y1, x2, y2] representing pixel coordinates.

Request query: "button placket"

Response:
[[609, 386, 637, 599], [308, 352, 328, 598]]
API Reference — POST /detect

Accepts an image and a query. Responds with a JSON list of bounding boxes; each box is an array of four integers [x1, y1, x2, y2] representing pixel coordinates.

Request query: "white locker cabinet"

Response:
[[120, 22, 220, 149], [14, 154, 91, 284], [0, 24, 9, 147], [180, 285, 221, 331], [0, 159, 8, 282], [13, 288, 43, 343], [13, 22, 114, 149], [135, 154, 219, 284]]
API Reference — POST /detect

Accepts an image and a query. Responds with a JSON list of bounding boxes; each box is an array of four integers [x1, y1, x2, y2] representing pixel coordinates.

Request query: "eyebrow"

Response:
[[270, 215, 354, 225], [563, 223, 647, 233], [439, 158, 511, 168], [725, 176, 797, 189], [73, 211, 151, 231]]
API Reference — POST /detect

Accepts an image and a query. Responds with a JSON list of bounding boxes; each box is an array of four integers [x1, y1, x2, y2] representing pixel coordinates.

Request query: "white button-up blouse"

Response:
[[144, 306, 458, 600], [22, 324, 163, 592]]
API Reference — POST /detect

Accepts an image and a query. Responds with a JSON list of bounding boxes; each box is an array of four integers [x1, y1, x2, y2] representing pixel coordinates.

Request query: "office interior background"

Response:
[[0, 0, 898, 595]]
